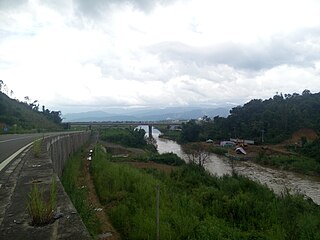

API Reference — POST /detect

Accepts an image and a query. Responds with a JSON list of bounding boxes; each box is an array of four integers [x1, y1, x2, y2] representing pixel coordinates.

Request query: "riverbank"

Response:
[[60, 127, 320, 238], [154, 133, 320, 205], [160, 128, 320, 177], [90, 144, 320, 239]]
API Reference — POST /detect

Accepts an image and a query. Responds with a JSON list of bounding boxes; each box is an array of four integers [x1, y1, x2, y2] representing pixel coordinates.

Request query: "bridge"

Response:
[[69, 120, 185, 138]]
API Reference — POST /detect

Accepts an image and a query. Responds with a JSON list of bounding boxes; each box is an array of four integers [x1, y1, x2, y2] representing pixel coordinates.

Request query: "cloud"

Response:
[[149, 28, 320, 71], [0, 0, 27, 10], [73, 0, 180, 19], [1, 0, 320, 114]]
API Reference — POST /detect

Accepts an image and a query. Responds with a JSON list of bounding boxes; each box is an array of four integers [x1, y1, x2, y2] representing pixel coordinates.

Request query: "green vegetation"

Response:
[[100, 127, 157, 152], [0, 91, 63, 134], [181, 90, 320, 144], [33, 139, 42, 158], [299, 138, 320, 163], [207, 146, 228, 155], [100, 127, 147, 148], [61, 149, 101, 236], [156, 125, 182, 142], [91, 145, 320, 239], [256, 152, 320, 175], [27, 177, 57, 226], [147, 152, 185, 166]]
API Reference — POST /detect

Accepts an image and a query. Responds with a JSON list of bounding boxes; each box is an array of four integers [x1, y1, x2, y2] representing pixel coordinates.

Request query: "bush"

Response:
[[149, 152, 185, 166]]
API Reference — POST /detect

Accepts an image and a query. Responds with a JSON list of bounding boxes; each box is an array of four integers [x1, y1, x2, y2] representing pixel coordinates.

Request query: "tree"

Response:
[[183, 143, 209, 167], [0, 80, 3, 92], [181, 120, 201, 142], [302, 89, 311, 96]]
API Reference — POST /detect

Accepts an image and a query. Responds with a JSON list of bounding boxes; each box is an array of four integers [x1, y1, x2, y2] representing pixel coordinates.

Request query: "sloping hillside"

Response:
[[181, 90, 320, 143], [0, 92, 62, 133]]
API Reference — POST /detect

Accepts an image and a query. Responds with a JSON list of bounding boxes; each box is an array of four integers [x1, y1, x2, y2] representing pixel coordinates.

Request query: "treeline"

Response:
[[181, 90, 320, 143], [0, 91, 63, 133], [99, 127, 156, 152]]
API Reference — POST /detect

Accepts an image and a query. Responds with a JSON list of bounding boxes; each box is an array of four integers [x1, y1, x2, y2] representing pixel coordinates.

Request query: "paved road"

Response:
[[0, 133, 45, 165]]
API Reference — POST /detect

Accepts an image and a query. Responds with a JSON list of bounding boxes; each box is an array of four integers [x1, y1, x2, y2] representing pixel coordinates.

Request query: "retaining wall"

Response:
[[0, 131, 92, 239], [47, 131, 90, 177]]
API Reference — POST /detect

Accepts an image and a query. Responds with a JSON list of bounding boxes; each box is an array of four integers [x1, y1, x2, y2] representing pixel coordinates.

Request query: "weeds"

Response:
[[33, 139, 42, 158], [61, 149, 101, 236], [27, 177, 57, 226], [90, 145, 320, 239]]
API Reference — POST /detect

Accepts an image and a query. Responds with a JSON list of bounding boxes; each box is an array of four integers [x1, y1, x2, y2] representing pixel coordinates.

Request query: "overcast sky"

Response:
[[1, 0, 320, 114]]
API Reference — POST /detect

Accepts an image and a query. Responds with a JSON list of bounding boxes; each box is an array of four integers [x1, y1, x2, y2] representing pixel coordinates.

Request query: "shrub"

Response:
[[149, 152, 185, 166]]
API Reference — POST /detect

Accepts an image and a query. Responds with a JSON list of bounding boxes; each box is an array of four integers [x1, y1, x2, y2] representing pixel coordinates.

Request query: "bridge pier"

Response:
[[148, 125, 153, 138]]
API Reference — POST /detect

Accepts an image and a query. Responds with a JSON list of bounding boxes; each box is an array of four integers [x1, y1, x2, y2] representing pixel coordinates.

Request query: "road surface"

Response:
[[0, 132, 69, 172]]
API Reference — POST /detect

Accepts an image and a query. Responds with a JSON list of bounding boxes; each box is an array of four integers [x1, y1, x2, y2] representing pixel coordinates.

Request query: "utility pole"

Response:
[[156, 185, 160, 240]]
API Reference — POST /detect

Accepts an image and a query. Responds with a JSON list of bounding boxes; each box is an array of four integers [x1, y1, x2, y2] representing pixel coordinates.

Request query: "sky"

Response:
[[1, 0, 320, 114]]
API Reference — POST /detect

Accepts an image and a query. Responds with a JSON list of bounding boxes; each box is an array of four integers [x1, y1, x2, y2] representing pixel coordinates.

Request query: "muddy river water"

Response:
[[142, 127, 320, 205]]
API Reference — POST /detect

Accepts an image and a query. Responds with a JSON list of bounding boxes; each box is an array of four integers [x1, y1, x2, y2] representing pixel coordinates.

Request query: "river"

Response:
[[139, 126, 320, 205]]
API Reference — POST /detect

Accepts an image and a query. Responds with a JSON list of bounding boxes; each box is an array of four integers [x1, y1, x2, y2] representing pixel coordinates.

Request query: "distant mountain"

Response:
[[63, 107, 230, 122]]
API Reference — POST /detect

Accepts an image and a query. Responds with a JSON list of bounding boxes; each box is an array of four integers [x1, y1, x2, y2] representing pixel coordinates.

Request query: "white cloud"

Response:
[[1, 0, 320, 113]]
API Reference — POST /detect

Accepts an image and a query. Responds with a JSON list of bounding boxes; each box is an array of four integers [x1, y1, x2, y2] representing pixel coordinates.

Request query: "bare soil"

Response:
[[81, 146, 121, 240], [285, 128, 318, 144], [125, 161, 177, 173], [224, 128, 318, 159]]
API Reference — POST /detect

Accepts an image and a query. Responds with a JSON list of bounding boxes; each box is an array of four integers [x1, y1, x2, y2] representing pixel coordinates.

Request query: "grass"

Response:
[[33, 139, 42, 158], [61, 148, 101, 237], [207, 146, 228, 155], [256, 152, 320, 175], [91, 145, 320, 239], [27, 177, 57, 226]]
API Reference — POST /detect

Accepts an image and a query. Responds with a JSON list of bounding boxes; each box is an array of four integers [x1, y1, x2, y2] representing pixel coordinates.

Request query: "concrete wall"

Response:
[[0, 131, 92, 239], [47, 131, 90, 177]]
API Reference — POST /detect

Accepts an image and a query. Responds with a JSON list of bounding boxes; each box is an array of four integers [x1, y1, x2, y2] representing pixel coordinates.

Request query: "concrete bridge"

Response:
[[0, 131, 92, 239], [69, 120, 184, 138]]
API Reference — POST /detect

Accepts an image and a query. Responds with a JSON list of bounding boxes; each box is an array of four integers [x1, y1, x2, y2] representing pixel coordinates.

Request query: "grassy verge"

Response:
[[61, 149, 101, 237], [91, 145, 320, 239], [255, 152, 320, 175]]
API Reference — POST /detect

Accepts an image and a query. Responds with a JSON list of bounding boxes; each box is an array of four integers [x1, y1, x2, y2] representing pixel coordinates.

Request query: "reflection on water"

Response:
[[140, 126, 320, 205]]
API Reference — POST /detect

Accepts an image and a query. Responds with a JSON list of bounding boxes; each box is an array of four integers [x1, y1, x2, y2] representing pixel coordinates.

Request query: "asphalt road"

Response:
[[0, 133, 45, 165]]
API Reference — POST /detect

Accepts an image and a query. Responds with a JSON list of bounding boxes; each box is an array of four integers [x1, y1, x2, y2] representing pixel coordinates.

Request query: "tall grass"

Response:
[[61, 149, 101, 236], [256, 153, 320, 175], [33, 139, 42, 158], [91, 145, 320, 239], [27, 177, 57, 226]]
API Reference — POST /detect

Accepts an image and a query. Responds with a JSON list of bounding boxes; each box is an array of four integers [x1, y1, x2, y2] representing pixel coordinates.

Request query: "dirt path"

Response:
[[82, 148, 121, 240]]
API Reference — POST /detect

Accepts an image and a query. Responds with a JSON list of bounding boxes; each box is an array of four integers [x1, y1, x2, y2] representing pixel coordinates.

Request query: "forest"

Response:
[[180, 90, 320, 144], [0, 90, 63, 133]]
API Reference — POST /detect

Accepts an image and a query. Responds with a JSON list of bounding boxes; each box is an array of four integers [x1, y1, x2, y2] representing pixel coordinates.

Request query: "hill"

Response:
[[63, 107, 230, 122], [0, 92, 62, 133], [181, 90, 320, 143]]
